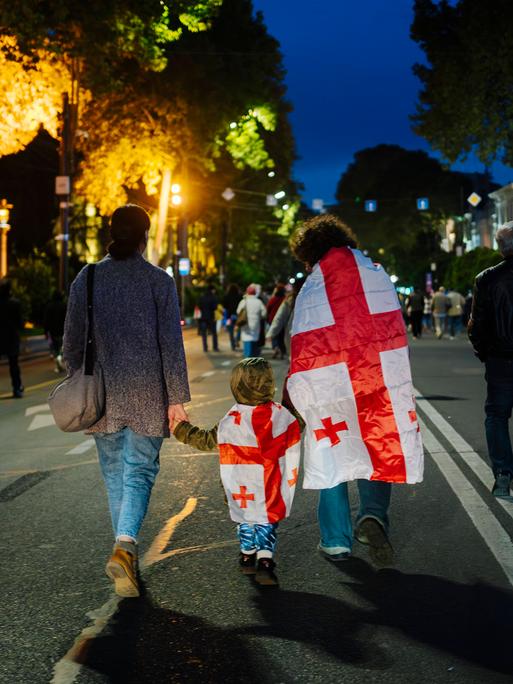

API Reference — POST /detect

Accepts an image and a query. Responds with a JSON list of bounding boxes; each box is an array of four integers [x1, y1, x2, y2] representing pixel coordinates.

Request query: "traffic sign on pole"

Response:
[[467, 192, 482, 207], [417, 197, 429, 211], [178, 257, 190, 276], [312, 198, 324, 211], [364, 199, 377, 212]]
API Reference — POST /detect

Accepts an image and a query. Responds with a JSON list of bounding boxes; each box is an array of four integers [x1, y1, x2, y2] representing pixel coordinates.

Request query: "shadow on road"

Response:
[[333, 558, 513, 674], [82, 582, 265, 683], [81, 560, 513, 681]]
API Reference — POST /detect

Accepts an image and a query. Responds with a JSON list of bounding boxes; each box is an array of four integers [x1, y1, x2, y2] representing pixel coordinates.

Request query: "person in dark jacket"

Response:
[[198, 285, 219, 352], [0, 280, 24, 398], [469, 222, 513, 498], [44, 290, 67, 372], [223, 283, 241, 351], [405, 288, 425, 340]]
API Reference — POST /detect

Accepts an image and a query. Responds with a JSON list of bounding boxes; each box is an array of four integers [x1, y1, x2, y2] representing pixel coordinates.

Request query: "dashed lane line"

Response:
[[50, 497, 198, 684], [25, 403, 50, 416], [415, 386, 513, 520], [419, 417, 513, 587]]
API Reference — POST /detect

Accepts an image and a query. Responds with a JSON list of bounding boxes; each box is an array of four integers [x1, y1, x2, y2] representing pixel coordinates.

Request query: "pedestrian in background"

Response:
[[266, 281, 302, 358], [223, 283, 241, 351], [63, 204, 190, 597], [405, 287, 424, 340], [423, 291, 433, 333], [468, 222, 513, 499], [0, 279, 24, 398], [431, 286, 450, 339], [447, 288, 465, 339], [237, 285, 266, 358], [267, 284, 287, 358], [198, 285, 219, 352], [463, 290, 473, 327], [44, 290, 67, 372]]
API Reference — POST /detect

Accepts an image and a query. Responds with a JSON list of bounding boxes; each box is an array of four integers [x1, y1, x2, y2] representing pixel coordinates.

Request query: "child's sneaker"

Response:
[[239, 552, 257, 575], [255, 558, 279, 585]]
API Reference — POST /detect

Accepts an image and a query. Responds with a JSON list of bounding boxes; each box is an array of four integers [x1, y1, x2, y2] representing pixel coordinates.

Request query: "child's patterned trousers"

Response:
[[237, 522, 278, 559]]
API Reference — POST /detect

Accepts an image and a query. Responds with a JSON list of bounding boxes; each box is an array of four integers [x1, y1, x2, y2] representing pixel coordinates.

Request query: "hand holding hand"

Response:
[[168, 403, 189, 432]]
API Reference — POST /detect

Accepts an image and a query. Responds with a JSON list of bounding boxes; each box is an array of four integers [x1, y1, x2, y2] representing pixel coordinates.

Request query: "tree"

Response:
[[411, 0, 513, 165], [333, 144, 477, 283]]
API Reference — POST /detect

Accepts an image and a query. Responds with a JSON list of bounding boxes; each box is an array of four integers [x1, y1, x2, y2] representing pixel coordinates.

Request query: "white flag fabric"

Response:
[[217, 401, 301, 524], [287, 246, 423, 489]]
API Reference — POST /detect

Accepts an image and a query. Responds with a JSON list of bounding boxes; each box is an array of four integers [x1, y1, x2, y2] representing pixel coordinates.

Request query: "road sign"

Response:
[[467, 192, 482, 207], [55, 176, 70, 195], [312, 198, 324, 211], [222, 187, 235, 202], [417, 197, 429, 211], [178, 257, 190, 276], [365, 199, 377, 212], [266, 194, 278, 207]]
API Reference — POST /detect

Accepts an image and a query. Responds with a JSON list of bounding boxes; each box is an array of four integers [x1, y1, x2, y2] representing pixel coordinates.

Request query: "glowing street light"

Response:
[[229, 122, 237, 129], [274, 190, 286, 200], [267, 171, 275, 178], [282, 204, 289, 210], [0, 198, 13, 278], [390, 274, 399, 284], [171, 194, 182, 206], [171, 183, 181, 194]]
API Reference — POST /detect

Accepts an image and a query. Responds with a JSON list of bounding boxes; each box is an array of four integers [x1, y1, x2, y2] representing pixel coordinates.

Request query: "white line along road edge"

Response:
[[414, 386, 513, 522], [419, 417, 513, 586]]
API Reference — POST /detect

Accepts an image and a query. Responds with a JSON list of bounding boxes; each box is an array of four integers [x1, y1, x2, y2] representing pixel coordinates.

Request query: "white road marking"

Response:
[[65, 439, 95, 455], [50, 498, 197, 684], [419, 417, 513, 587], [201, 370, 216, 378], [25, 403, 50, 417], [415, 386, 513, 521], [28, 414, 55, 431], [221, 360, 231, 367]]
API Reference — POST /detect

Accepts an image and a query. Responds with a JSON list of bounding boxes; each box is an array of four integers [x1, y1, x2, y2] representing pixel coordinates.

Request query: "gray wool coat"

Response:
[[63, 253, 190, 437]]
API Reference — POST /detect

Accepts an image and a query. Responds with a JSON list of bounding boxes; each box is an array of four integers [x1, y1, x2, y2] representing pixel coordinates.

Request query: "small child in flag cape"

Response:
[[172, 357, 301, 585]]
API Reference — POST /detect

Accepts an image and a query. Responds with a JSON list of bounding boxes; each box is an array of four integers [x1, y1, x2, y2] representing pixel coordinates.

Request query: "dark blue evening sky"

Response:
[[252, 0, 512, 205]]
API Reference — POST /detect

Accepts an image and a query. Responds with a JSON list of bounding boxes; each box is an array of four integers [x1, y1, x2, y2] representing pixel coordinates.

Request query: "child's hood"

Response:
[[230, 357, 275, 405]]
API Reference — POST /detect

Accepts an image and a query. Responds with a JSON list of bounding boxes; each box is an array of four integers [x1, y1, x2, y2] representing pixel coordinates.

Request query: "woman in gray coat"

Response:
[[63, 204, 190, 597]]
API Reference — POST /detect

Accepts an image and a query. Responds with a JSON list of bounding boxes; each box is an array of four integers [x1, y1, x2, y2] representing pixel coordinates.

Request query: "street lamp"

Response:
[[0, 198, 13, 278]]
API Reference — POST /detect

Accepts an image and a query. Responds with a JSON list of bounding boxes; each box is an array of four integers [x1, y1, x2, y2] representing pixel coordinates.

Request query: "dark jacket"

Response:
[[0, 296, 23, 355], [468, 258, 513, 361], [406, 292, 424, 313], [199, 291, 218, 322], [222, 290, 241, 317]]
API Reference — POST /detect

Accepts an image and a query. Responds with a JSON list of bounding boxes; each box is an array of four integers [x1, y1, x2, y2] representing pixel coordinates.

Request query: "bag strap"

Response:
[[84, 264, 96, 376]]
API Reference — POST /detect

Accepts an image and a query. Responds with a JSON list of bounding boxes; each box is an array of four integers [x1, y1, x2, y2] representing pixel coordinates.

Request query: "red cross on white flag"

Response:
[[218, 402, 301, 524], [287, 246, 423, 488]]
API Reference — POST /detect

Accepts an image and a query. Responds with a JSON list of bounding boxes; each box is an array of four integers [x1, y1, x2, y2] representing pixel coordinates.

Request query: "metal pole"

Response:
[[58, 92, 70, 293]]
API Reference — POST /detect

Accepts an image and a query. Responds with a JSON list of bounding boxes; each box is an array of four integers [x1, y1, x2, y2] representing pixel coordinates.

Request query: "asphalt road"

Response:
[[1, 327, 513, 684]]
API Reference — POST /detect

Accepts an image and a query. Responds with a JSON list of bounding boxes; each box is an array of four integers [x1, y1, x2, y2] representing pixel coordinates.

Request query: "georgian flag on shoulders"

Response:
[[288, 246, 423, 489], [217, 401, 301, 524]]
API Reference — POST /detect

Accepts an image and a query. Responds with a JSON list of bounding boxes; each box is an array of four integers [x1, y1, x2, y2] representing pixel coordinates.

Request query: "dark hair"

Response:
[[226, 283, 240, 296], [290, 214, 357, 267], [108, 204, 150, 260], [274, 284, 286, 297]]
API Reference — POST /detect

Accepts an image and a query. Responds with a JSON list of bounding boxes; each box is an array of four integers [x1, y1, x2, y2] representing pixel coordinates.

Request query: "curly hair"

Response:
[[289, 214, 357, 266]]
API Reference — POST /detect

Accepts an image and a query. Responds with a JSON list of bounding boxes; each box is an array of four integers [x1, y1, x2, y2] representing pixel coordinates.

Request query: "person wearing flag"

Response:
[[287, 215, 424, 565], [172, 357, 301, 585]]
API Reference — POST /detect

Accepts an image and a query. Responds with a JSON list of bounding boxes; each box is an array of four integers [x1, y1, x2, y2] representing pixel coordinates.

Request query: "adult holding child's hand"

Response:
[[63, 204, 190, 598]]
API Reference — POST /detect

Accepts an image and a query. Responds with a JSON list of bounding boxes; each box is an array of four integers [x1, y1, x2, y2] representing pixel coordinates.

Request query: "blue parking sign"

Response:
[[417, 197, 429, 211], [364, 199, 377, 212]]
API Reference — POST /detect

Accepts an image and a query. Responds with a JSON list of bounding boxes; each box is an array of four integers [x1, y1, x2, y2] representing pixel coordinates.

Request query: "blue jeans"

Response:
[[318, 480, 392, 551], [448, 315, 461, 337], [94, 428, 163, 540], [238, 523, 278, 559], [243, 340, 259, 358], [485, 358, 513, 476]]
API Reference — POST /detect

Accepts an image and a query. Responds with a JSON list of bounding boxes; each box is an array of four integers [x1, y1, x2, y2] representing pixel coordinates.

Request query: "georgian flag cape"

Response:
[[287, 246, 423, 489], [217, 401, 301, 524]]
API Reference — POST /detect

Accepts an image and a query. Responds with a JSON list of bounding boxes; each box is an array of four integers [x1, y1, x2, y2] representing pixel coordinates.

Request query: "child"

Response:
[[173, 357, 301, 586]]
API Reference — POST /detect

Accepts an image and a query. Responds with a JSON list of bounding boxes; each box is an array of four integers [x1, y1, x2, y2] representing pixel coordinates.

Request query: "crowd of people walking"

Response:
[[195, 279, 301, 359], [403, 285, 471, 340]]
